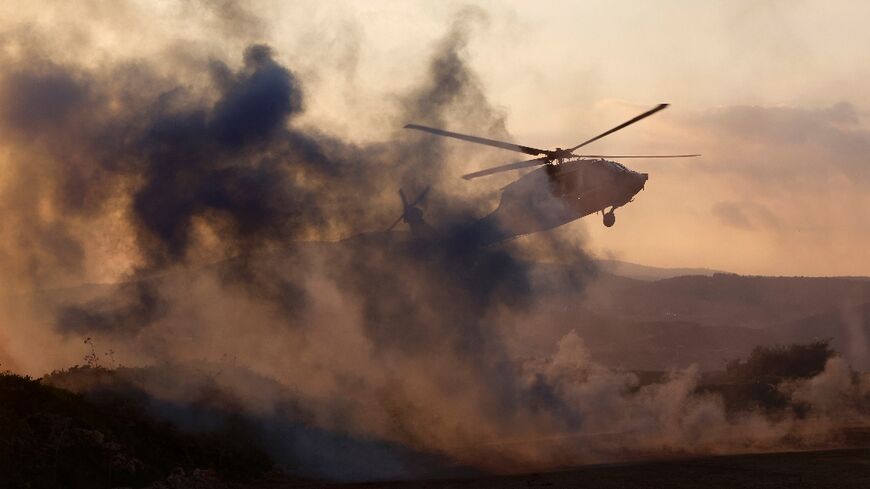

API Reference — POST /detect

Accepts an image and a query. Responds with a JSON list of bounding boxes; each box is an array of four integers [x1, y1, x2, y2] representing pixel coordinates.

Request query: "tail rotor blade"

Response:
[[386, 214, 404, 232], [409, 186, 430, 208]]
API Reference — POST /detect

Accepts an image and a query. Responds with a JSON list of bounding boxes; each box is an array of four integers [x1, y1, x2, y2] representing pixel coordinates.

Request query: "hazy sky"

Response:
[[1, 0, 869, 276]]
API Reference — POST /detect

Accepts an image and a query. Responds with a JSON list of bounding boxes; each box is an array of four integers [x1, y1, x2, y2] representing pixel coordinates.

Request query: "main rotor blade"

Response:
[[409, 185, 430, 208], [462, 157, 548, 180], [577, 154, 701, 158], [568, 103, 669, 152], [405, 124, 546, 156], [399, 189, 408, 208], [386, 214, 404, 232]]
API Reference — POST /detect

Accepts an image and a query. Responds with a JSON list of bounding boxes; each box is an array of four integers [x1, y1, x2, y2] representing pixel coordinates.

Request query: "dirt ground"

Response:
[[270, 447, 870, 489]]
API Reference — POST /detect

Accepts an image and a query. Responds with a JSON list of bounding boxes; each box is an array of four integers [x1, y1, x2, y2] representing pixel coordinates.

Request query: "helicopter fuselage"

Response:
[[482, 158, 648, 237]]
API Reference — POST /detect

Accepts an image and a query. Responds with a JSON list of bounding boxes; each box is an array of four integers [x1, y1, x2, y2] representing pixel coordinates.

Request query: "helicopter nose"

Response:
[[634, 172, 648, 191]]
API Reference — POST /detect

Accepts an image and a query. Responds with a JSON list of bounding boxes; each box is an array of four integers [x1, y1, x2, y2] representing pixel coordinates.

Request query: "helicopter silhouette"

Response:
[[401, 104, 698, 240]]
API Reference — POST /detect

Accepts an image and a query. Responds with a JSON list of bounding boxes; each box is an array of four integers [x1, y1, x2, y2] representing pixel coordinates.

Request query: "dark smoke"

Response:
[[0, 9, 606, 478], [55, 281, 165, 336], [0, 9, 564, 339]]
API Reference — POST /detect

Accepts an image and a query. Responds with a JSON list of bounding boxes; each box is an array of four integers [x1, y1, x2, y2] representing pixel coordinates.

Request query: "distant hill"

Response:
[[595, 259, 722, 281], [517, 258, 870, 369], [582, 273, 870, 329]]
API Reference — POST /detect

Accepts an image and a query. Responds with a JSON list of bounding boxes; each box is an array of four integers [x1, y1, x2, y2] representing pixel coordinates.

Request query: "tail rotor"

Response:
[[386, 186, 430, 231]]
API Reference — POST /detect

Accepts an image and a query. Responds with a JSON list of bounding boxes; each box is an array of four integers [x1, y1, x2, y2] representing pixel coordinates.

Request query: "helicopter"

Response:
[[403, 104, 698, 238]]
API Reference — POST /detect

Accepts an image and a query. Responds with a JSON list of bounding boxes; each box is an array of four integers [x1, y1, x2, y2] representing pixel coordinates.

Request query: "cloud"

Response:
[[692, 102, 870, 183], [712, 200, 781, 230]]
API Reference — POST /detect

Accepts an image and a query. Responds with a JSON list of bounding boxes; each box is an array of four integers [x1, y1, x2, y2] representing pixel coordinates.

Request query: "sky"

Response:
[[0, 0, 868, 276]]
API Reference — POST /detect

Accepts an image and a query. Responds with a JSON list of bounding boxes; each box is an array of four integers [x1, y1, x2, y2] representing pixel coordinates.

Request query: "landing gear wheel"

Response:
[[603, 211, 616, 227]]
